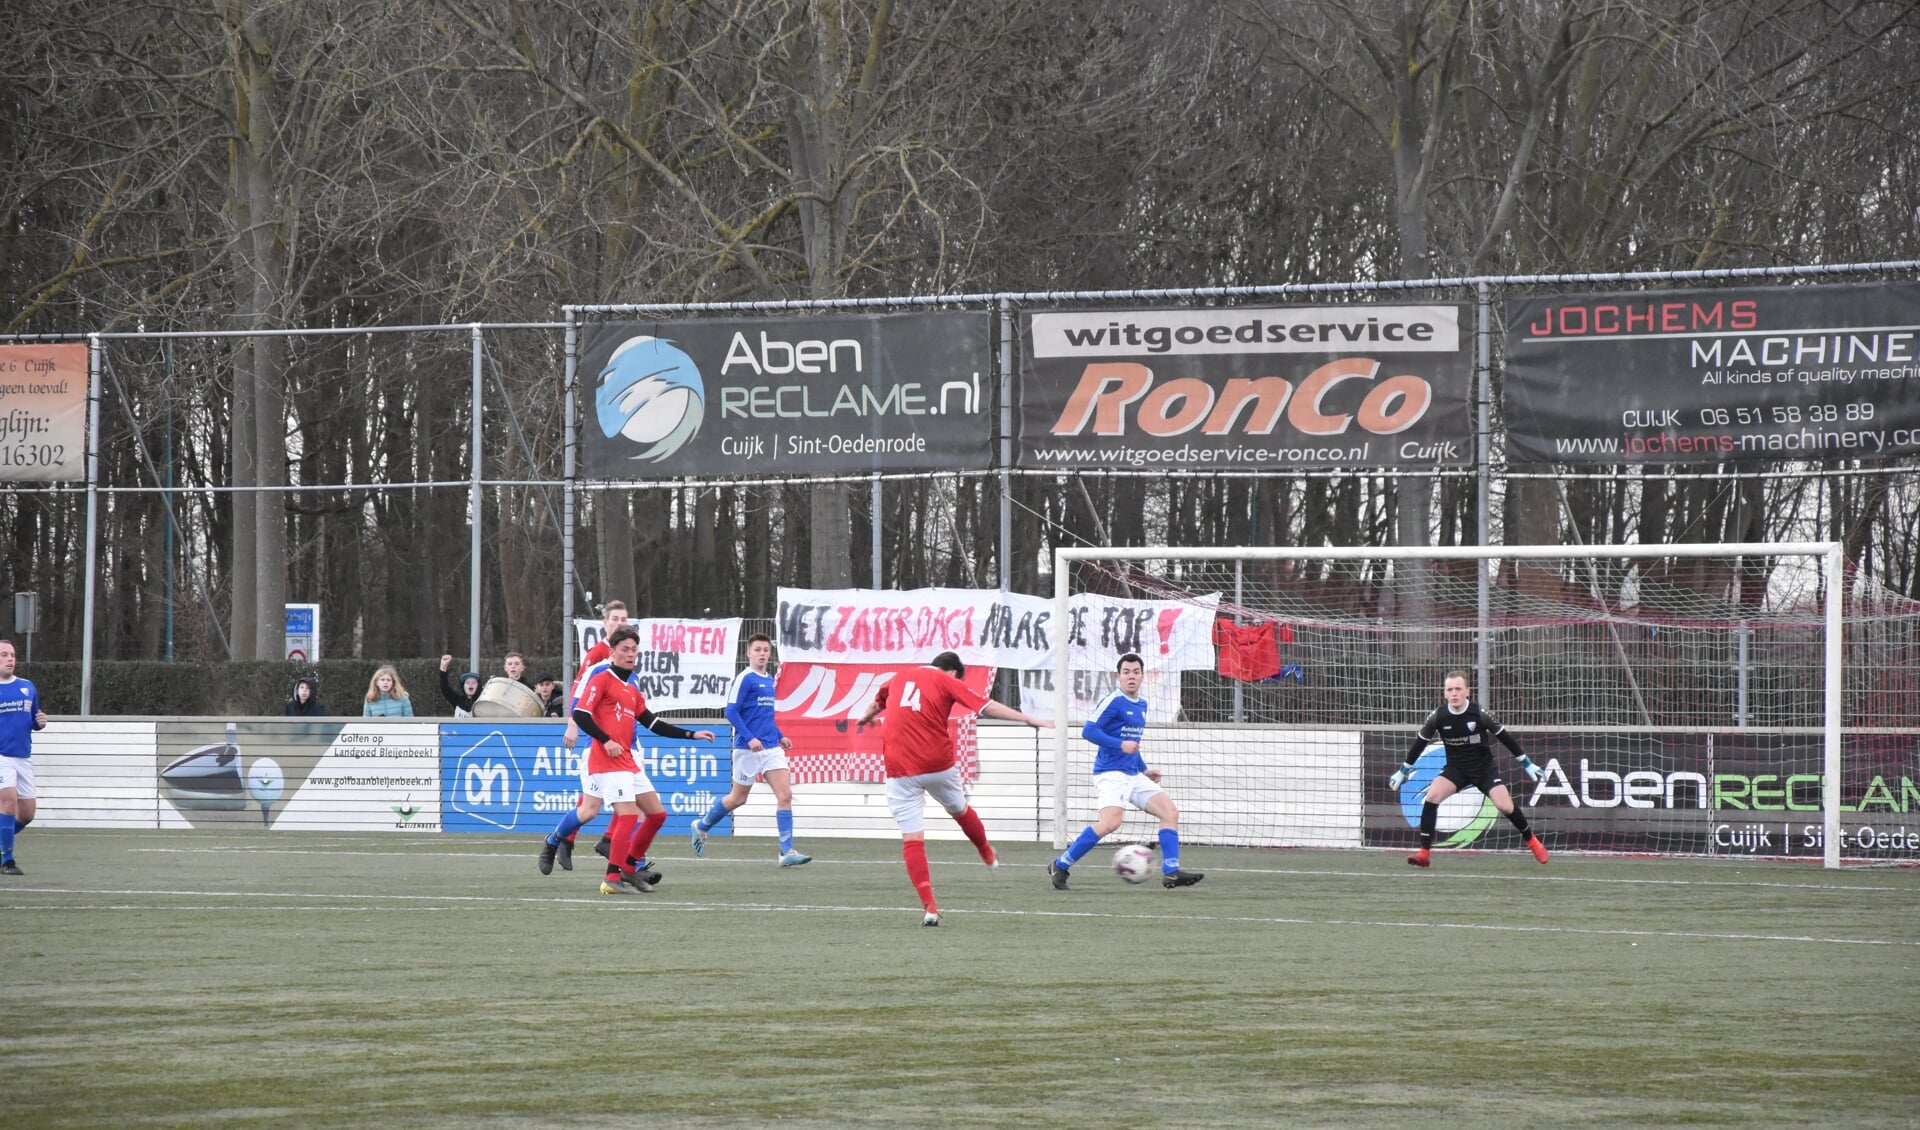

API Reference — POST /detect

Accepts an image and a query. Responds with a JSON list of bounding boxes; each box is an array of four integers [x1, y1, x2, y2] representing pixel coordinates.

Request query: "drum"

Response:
[[473, 676, 543, 719]]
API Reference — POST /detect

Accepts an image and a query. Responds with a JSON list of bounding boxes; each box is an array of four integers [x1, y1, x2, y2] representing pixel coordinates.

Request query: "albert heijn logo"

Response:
[[445, 728, 526, 830]]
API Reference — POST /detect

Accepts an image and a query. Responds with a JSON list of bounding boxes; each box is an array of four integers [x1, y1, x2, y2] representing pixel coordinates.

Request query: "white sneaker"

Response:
[[690, 825, 708, 858], [779, 849, 812, 867]]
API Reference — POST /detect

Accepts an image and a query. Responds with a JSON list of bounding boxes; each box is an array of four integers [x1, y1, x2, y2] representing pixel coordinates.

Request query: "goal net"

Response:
[[1050, 543, 1920, 868]]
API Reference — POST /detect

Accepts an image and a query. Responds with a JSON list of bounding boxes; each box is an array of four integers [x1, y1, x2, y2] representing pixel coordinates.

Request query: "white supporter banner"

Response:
[[775, 586, 1045, 668], [1067, 592, 1218, 671], [1019, 667, 1181, 726], [776, 587, 1217, 670], [573, 616, 742, 709]]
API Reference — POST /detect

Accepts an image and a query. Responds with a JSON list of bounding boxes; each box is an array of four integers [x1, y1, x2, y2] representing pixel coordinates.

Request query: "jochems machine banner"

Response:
[[1017, 305, 1472, 470], [580, 312, 992, 477], [1504, 281, 1920, 464]]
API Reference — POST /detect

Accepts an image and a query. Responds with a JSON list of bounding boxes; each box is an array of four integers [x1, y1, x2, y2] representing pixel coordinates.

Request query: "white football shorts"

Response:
[[1094, 769, 1162, 812], [731, 744, 790, 786], [0, 756, 34, 799], [885, 766, 968, 834], [583, 767, 654, 803]]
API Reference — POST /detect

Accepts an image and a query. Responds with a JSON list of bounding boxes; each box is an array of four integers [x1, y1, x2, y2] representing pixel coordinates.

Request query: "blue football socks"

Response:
[[776, 808, 795, 854], [1158, 827, 1181, 873], [547, 809, 584, 846], [1057, 826, 1100, 869], [0, 813, 14, 862], [695, 796, 732, 833]]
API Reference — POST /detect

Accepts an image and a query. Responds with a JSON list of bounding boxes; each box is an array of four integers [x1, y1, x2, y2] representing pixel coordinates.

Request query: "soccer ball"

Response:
[[1112, 844, 1154, 884]]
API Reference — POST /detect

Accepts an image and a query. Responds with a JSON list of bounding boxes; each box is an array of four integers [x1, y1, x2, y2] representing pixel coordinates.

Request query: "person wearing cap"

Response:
[[534, 673, 565, 718], [437, 655, 482, 717]]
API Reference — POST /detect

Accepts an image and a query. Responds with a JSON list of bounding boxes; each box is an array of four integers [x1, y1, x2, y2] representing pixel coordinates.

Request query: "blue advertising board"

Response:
[[439, 722, 733, 836]]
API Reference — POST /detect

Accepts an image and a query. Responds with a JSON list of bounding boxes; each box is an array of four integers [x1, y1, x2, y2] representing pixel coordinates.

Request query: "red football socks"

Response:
[[627, 811, 667, 866], [953, 806, 994, 864], [604, 812, 636, 876], [902, 840, 937, 913]]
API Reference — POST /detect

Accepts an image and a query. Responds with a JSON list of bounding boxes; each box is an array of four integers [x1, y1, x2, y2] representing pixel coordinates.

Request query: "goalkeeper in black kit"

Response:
[[1388, 669, 1550, 868]]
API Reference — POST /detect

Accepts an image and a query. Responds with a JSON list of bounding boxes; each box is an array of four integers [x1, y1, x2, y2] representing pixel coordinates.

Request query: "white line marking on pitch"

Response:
[[122, 845, 1920, 893], [5, 885, 1914, 947]]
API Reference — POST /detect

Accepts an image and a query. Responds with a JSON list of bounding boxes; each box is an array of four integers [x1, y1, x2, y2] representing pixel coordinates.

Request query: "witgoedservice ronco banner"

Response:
[[580, 313, 992, 477], [1018, 306, 1472, 469], [1504, 282, 1920, 464]]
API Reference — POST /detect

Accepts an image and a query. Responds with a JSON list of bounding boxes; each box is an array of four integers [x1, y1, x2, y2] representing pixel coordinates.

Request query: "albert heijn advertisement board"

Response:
[[439, 721, 734, 836], [1362, 731, 1920, 861], [579, 313, 992, 477], [1018, 305, 1472, 470]]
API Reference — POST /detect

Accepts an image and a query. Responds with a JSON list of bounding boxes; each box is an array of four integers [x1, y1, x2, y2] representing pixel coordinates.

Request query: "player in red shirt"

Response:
[[538, 600, 628, 876], [855, 651, 1045, 926], [573, 624, 717, 894]]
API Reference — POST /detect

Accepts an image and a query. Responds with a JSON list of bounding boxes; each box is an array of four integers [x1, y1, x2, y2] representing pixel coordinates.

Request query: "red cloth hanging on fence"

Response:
[[1213, 617, 1293, 681]]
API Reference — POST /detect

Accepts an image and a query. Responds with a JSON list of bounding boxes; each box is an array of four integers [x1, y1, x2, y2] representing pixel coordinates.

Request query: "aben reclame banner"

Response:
[[580, 313, 992, 477]]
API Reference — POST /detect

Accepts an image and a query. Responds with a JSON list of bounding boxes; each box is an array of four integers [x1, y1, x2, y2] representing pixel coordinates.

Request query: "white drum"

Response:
[[473, 676, 543, 718]]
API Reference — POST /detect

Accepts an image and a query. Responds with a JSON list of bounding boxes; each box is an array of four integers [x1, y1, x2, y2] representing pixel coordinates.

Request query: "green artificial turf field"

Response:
[[5, 829, 1915, 1127]]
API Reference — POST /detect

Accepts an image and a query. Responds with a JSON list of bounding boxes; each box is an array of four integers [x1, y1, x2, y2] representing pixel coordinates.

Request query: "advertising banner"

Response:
[[775, 586, 1217, 670], [572, 616, 741, 709], [1363, 731, 1920, 860], [579, 313, 992, 477], [156, 720, 441, 831], [0, 342, 87, 482], [1018, 305, 1471, 469], [773, 661, 992, 784], [439, 721, 733, 835], [1504, 282, 1920, 464], [1017, 667, 1181, 726]]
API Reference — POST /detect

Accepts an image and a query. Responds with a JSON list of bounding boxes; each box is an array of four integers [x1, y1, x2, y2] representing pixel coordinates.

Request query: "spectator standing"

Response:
[[438, 655, 481, 716], [363, 666, 416, 717], [534, 674, 565, 718], [282, 676, 328, 717]]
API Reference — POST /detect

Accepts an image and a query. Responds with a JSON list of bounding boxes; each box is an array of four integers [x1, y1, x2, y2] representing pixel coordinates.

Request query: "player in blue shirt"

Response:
[[1047, 652, 1203, 890], [0, 639, 49, 876], [691, 633, 810, 867]]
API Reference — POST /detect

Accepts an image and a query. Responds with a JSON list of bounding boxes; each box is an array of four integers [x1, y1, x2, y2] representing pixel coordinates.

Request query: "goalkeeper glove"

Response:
[[1516, 754, 1544, 782], [1388, 764, 1414, 790]]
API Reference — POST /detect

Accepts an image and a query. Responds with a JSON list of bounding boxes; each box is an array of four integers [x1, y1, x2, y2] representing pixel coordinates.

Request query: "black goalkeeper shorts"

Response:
[[1439, 757, 1504, 796]]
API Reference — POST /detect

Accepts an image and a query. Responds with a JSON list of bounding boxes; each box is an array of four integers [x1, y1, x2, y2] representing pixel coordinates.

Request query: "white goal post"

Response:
[[1048, 542, 1881, 869]]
